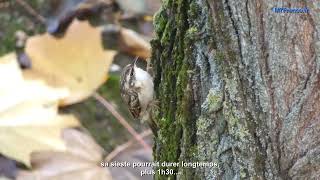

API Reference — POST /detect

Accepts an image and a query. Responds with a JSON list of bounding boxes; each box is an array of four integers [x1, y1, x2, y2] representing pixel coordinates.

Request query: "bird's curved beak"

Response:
[[132, 56, 139, 66]]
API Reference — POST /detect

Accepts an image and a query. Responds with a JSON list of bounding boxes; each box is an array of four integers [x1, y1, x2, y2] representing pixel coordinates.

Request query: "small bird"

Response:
[[120, 57, 157, 134]]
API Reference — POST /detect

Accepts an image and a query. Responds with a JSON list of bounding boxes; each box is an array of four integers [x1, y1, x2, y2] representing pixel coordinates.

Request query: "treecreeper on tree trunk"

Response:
[[120, 57, 158, 135]]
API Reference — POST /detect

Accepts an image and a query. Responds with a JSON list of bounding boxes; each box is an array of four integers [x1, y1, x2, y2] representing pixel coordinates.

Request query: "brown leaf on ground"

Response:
[[0, 156, 17, 179], [116, 0, 161, 16], [119, 27, 151, 59], [107, 131, 153, 180], [102, 25, 151, 59], [17, 129, 112, 180], [45, 0, 113, 34], [25, 19, 117, 105], [116, 0, 146, 15]]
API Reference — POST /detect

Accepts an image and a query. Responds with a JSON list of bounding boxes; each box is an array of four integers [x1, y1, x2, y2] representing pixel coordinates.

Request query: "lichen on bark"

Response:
[[152, 0, 320, 179]]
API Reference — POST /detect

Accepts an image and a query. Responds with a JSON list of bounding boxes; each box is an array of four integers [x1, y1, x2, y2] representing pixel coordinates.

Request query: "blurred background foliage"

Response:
[[0, 0, 44, 55], [0, 0, 159, 152]]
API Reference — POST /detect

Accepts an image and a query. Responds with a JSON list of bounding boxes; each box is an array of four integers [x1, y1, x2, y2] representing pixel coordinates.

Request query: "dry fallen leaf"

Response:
[[0, 115, 79, 167], [116, 0, 146, 15], [17, 129, 112, 180], [0, 155, 17, 180], [45, 0, 113, 34], [0, 177, 12, 180], [107, 130, 153, 180], [0, 53, 80, 166], [116, 0, 161, 16], [25, 19, 117, 105], [102, 25, 151, 59], [119, 27, 151, 59]]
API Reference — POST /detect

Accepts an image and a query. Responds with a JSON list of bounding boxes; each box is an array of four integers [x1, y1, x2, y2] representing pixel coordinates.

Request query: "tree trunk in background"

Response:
[[151, 0, 320, 179]]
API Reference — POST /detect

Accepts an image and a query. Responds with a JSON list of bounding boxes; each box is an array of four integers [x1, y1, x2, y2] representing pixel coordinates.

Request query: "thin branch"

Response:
[[92, 92, 152, 151], [105, 130, 152, 162], [15, 0, 46, 24]]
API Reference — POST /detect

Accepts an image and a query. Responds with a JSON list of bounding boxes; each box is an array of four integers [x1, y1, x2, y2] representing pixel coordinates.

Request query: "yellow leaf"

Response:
[[17, 129, 112, 180], [25, 19, 117, 105], [0, 53, 81, 166], [0, 53, 23, 93], [0, 116, 79, 167]]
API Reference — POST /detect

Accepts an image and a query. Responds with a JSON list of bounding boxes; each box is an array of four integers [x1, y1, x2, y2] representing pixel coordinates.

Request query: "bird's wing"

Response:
[[127, 90, 141, 119]]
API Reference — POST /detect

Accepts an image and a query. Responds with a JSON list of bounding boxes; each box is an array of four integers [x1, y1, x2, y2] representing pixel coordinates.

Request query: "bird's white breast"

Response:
[[134, 67, 154, 111]]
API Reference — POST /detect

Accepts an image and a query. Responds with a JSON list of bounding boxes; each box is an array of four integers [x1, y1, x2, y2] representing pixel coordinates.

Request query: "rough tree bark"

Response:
[[150, 0, 320, 179]]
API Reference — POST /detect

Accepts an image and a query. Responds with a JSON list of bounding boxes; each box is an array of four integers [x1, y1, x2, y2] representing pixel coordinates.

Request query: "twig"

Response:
[[92, 92, 151, 151], [15, 0, 46, 24], [105, 130, 152, 162]]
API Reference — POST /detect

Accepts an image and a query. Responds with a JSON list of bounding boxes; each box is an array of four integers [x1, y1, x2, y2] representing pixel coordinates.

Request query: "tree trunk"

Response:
[[151, 0, 320, 179]]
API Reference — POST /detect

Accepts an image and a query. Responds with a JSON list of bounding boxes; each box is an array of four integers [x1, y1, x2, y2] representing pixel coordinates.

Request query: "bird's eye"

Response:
[[130, 69, 134, 76]]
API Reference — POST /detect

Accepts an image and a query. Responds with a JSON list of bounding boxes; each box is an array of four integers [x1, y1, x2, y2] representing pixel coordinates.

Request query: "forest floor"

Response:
[[0, 0, 149, 153]]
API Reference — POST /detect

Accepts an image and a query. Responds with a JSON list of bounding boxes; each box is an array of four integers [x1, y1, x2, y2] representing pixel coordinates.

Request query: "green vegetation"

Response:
[[0, 1, 44, 56]]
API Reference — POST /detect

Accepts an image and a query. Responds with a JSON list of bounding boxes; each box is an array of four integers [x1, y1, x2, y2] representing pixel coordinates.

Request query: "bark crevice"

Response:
[[152, 0, 320, 179]]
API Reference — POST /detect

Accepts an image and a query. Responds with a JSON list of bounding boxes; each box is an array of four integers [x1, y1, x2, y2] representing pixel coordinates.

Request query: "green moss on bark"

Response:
[[152, 0, 199, 179]]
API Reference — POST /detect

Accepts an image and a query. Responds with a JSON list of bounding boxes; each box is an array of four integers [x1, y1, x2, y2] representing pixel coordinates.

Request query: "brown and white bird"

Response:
[[120, 57, 157, 133]]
